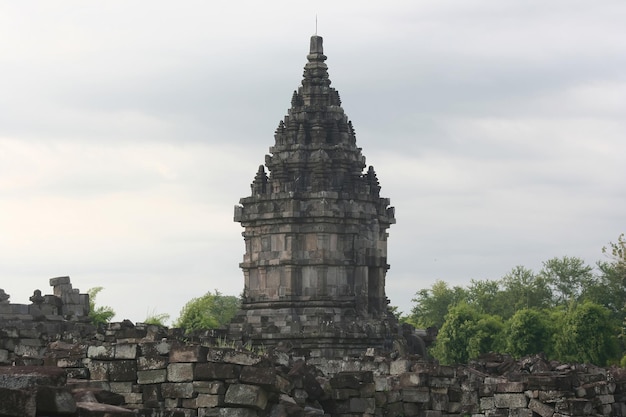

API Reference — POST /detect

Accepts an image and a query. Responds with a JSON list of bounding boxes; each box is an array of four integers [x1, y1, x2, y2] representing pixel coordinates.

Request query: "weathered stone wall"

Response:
[[0, 277, 95, 367], [1, 320, 625, 417]]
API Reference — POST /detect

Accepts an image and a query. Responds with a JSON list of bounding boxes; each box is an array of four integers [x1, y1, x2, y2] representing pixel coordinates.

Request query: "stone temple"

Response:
[[228, 35, 398, 356]]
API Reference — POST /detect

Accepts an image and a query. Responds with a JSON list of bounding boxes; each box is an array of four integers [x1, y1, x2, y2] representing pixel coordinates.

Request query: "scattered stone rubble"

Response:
[[1, 320, 625, 417]]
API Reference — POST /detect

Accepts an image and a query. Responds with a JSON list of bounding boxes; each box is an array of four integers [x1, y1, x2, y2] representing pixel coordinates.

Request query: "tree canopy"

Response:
[[174, 290, 240, 333], [407, 234, 626, 366]]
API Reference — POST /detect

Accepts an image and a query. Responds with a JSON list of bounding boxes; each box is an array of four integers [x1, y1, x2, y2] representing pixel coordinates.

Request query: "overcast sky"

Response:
[[1, 1, 624, 324]]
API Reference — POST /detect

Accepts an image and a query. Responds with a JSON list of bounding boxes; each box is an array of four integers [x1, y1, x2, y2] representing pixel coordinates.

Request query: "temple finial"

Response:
[[310, 34, 323, 55]]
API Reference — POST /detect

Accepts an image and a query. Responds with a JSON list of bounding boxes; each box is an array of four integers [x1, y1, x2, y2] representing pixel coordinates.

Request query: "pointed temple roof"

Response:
[[253, 35, 379, 197]]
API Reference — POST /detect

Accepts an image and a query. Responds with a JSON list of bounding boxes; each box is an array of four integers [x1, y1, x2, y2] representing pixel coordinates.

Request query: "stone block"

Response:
[[115, 344, 137, 359], [75, 402, 135, 417], [374, 391, 387, 407], [330, 371, 373, 388], [14, 344, 46, 358], [399, 372, 428, 387], [331, 388, 359, 400], [349, 397, 375, 414], [462, 390, 479, 408], [402, 402, 421, 416], [401, 387, 430, 403], [386, 390, 401, 403], [56, 357, 84, 368], [430, 376, 455, 387], [374, 375, 393, 392], [65, 368, 90, 379], [141, 384, 162, 406], [494, 393, 527, 409], [555, 398, 593, 416], [139, 340, 171, 357], [496, 382, 525, 393], [137, 355, 168, 370], [164, 397, 180, 408], [274, 374, 292, 394], [35, 386, 76, 415], [509, 408, 534, 417], [0, 387, 36, 417], [192, 393, 225, 408], [218, 408, 258, 417], [108, 382, 133, 393], [161, 382, 195, 399], [120, 392, 143, 404], [597, 394, 614, 405], [208, 348, 263, 365], [194, 362, 240, 380], [431, 391, 449, 410], [389, 359, 411, 375], [240, 365, 276, 386], [169, 344, 209, 363], [87, 360, 110, 381], [538, 390, 566, 402], [108, 360, 137, 382], [225, 384, 268, 410], [87, 345, 115, 360], [360, 382, 375, 397], [137, 369, 167, 384], [168, 363, 194, 382], [198, 408, 221, 417], [480, 397, 495, 411], [194, 381, 226, 394], [527, 375, 572, 391], [528, 399, 555, 417]]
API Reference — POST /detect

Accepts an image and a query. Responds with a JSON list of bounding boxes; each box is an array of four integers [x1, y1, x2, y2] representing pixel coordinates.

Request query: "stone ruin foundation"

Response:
[[0, 313, 625, 417]]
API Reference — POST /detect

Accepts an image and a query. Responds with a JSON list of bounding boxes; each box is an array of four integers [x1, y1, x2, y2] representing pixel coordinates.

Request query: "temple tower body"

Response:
[[230, 36, 397, 356]]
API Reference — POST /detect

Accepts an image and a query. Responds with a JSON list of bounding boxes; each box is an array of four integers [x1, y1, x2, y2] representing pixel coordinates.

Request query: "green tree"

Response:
[[501, 266, 552, 316], [539, 256, 594, 305], [431, 302, 504, 365], [408, 280, 467, 329], [553, 301, 619, 366], [466, 279, 509, 318], [175, 290, 240, 332], [87, 287, 115, 325], [586, 234, 626, 321], [504, 308, 552, 358]]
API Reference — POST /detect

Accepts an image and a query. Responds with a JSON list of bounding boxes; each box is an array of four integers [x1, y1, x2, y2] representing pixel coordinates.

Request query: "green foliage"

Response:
[[539, 256, 594, 305], [408, 280, 467, 329], [409, 234, 626, 365], [500, 266, 552, 316], [504, 308, 551, 358], [175, 290, 240, 332], [87, 287, 115, 325], [143, 311, 170, 326], [553, 301, 619, 366], [430, 302, 504, 365]]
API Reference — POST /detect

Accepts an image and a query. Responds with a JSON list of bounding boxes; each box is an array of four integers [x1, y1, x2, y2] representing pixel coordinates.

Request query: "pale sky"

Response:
[[1, 1, 624, 324]]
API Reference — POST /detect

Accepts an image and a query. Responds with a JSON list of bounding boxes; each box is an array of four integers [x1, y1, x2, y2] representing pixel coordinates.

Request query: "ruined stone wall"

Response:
[[1, 320, 625, 417]]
